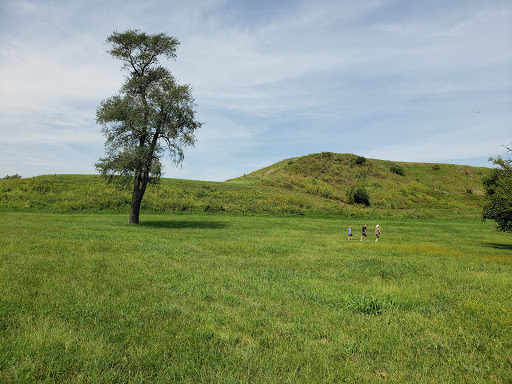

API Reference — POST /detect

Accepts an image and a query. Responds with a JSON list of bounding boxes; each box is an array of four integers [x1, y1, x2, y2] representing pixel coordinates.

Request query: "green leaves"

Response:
[[389, 163, 405, 176], [95, 148, 163, 185], [96, 29, 201, 180], [348, 186, 371, 206], [482, 152, 512, 232], [106, 29, 179, 76], [96, 30, 201, 222]]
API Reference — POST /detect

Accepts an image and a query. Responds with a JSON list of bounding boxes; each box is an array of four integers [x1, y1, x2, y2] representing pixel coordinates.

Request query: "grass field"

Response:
[[1, 212, 511, 383]]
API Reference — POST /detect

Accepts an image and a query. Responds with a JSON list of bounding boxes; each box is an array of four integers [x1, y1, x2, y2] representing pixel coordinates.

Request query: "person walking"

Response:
[[360, 224, 368, 241], [375, 225, 382, 242], [348, 226, 353, 240]]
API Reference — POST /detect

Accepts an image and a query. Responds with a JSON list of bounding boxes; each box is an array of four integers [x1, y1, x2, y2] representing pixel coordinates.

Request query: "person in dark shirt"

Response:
[[360, 224, 367, 241]]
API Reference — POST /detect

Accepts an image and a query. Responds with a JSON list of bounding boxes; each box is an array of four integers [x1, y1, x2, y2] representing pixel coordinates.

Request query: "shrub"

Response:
[[432, 164, 441, 171], [390, 164, 405, 176], [355, 156, 366, 165], [348, 186, 370, 206], [2, 174, 22, 180]]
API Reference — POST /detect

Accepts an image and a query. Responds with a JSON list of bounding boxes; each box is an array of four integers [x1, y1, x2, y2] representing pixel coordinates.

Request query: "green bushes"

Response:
[[355, 156, 366, 165], [2, 174, 22, 180], [348, 186, 370, 206], [390, 164, 405, 176]]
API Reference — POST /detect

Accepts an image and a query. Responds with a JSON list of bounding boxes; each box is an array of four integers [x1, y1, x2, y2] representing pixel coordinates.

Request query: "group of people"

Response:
[[347, 224, 381, 242]]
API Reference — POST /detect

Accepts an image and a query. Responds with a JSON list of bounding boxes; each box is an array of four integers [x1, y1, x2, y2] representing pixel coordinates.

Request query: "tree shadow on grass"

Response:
[[140, 220, 228, 229], [484, 243, 512, 251]]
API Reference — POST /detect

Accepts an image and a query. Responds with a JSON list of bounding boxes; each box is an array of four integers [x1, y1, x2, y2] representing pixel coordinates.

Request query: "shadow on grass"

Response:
[[140, 220, 227, 229], [484, 243, 512, 250]]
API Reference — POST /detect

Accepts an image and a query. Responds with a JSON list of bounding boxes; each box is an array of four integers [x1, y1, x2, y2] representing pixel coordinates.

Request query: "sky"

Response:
[[1, 0, 511, 181]]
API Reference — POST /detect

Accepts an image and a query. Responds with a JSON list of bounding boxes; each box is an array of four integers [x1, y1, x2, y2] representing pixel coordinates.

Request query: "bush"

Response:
[[390, 164, 405, 176], [2, 174, 22, 180], [348, 186, 370, 206], [355, 156, 366, 165]]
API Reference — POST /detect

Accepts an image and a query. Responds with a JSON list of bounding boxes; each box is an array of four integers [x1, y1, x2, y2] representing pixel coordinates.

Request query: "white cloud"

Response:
[[0, 0, 510, 180], [366, 131, 507, 166]]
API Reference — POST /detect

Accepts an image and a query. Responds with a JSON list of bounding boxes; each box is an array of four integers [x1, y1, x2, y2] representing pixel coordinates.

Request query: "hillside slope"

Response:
[[229, 153, 489, 216], [0, 153, 490, 218]]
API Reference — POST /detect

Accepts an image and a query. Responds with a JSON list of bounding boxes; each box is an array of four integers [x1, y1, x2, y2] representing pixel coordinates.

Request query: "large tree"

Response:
[[482, 145, 512, 232], [96, 30, 202, 224]]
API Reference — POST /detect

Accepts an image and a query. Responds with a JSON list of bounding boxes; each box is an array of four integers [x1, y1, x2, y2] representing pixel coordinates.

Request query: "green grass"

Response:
[[0, 153, 490, 219], [236, 152, 490, 215], [1, 212, 511, 383]]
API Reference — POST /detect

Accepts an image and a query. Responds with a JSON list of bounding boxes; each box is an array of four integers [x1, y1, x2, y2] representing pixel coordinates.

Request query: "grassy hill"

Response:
[[231, 153, 489, 217], [0, 153, 490, 218]]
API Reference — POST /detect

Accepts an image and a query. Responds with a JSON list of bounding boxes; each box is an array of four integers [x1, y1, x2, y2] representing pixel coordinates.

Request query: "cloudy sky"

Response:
[[1, 0, 511, 181]]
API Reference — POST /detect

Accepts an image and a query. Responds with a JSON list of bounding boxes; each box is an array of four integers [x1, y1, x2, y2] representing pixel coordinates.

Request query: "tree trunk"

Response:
[[129, 195, 142, 224], [128, 174, 148, 224]]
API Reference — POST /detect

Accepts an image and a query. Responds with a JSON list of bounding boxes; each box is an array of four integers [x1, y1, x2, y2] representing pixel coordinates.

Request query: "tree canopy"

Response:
[[482, 145, 512, 232], [96, 29, 202, 224]]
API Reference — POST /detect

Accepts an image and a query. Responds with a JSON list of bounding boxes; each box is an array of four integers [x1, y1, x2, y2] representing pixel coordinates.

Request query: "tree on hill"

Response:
[[482, 145, 512, 232], [96, 30, 202, 224]]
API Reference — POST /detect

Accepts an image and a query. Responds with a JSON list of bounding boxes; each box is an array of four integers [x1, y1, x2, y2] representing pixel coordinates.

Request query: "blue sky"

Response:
[[1, 0, 511, 181]]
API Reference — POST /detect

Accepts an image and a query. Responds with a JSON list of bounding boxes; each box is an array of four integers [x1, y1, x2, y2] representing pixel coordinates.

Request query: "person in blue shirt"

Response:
[[348, 226, 353, 240]]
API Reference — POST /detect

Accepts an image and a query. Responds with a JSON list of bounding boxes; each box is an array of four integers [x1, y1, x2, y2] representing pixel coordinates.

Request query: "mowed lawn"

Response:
[[0, 212, 511, 383]]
